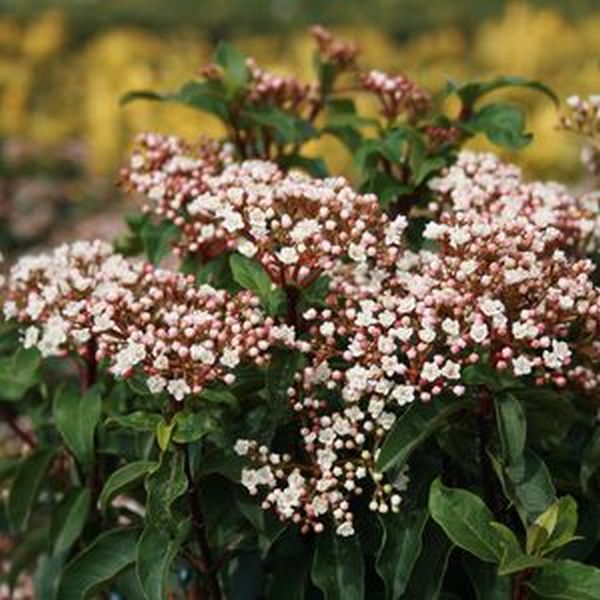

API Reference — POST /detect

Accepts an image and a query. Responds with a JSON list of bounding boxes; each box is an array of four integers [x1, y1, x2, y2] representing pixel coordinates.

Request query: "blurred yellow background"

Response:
[[0, 2, 599, 186]]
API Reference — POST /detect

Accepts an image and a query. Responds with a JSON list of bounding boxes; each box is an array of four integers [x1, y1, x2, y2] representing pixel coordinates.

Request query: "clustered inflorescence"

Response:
[[561, 95, 600, 176], [4, 44, 600, 538], [2, 240, 283, 399]]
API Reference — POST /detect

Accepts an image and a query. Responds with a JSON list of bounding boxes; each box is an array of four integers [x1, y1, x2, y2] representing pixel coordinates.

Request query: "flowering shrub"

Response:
[[1, 27, 600, 600]]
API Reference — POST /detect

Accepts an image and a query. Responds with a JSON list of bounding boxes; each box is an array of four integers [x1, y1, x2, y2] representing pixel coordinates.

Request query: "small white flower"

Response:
[[421, 361, 440, 382], [167, 378, 191, 401], [234, 439, 251, 456], [470, 322, 489, 343], [336, 521, 355, 537], [512, 356, 533, 376], [277, 247, 299, 265]]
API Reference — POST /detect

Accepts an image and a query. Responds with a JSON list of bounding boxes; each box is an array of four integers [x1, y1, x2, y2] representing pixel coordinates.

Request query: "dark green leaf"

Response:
[[376, 510, 428, 599], [51, 488, 91, 554], [529, 559, 600, 600], [214, 41, 249, 93], [0, 347, 41, 401], [464, 103, 532, 150], [428, 478, 503, 563], [505, 450, 556, 524], [403, 521, 453, 600], [581, 428, 600, 494], [495, 393, 526, 468], [136, 519, 190, 600], [122, 81, 228, 120], [172, 411, 218, 444], [230, 253, 287, 316], [141, 220, 179, 265], [377, 399, 469, 472], [56, 528, 140, 600], [447, 75, 558, 107], [106, 411, 162, 433], [145, 450, 188, 532], [53, 384, 102, 467], [311, 528, 364, 600], [8, 447, 54, 532], [99, 460, 156, 513], [266, 348, 305, 416]]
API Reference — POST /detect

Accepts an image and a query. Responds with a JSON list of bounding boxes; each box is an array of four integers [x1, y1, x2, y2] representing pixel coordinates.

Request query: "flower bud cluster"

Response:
[[182, 160, 406, 286], [304, 211, 600, 407], [360, 69, 431, 121], [561, 95, 600, 175], [429, 151, 600, 252], [3, 241, 284, 400], [119, 133, 233, 224], [3, 240, 144, 357], [310, 25, 359, 69], [246, 58, 316, 111], [236, 426, 409, 537]]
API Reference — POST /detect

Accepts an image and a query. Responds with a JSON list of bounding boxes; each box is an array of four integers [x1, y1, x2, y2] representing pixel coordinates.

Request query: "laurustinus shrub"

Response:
[[1, 25, 600, 600]]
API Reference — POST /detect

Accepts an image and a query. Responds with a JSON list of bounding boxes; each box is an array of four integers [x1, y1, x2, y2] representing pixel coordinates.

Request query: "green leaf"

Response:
[[141, 220, 179, 265], [106, 411, 162, 433], [156, 419, 175, 451], [581, 428, 600, 494], [121, 81, 229, 120], [8, 447, 54, 532], [447, 75, 558, 107], [403, 521, 453, 600], [266, 348, 305, 416], [145, 450, 188, 532], [51, 488, 91, 554], [464, 556, 511, 600], [311, 529, 364, 600], [230, 254, 287, 316], [136, 519, 190, 600], [490, 522, 549, 576], [99, 460, 156, 513], [172, 411, 218, 444], [376, 510, 428, 599], [462, 362, 520, 392], [428, 478, 503, 563], [214, 41, 249, 94], [527, 496, 579, 556], [244, 106, 316, 145], [505, 450, 556, 524], [56, 528, 140, 600], [495, 393, 526, 468], [529, 560, 600, 600], [377, 399, 469, 473], [6, 525, 49, 592], [464, 103, 532, 150], [53, 384, 102, 467], [199, 387, 238, 406], [0, 347, 41, 401]]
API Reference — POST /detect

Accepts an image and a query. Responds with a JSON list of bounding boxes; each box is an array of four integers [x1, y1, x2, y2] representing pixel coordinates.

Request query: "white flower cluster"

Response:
[[429, 151, 600, 252], [2, 241, 287, 400], [183, 160, 406, 285]]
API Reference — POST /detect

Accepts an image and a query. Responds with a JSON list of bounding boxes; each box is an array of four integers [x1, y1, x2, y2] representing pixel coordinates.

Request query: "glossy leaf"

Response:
[[376, 510, 428, 599], [106, 411, 162, 433], [495, 393, 526, 467], [0, 347, 41, 401], [51, 488, 91, 554], [172, 411, 217, 444], [464, 103, 532, 150], [377, 399, 469, 472], [56, 528, 140, 600], [428, 478, 503, 563], [581, 428, 600, 494], [145, 450, 188, 532], [8, 447, 54, 532], [230, 254, 287, 316], [53, 384, 102, 467], [529, 560, 600, 600], [214, 41, 249, 94], [311, 528, 364, 600], [136, 519, 190, 600], [141, 220, 179, 265], [99, 460, 156, 513]]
